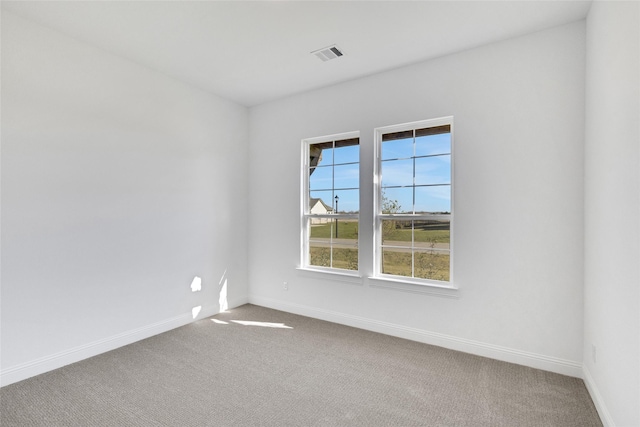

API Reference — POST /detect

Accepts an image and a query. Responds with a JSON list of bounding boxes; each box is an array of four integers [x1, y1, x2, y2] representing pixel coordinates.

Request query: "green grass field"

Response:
[[309, 221, 359, 239], [382, 226, 450, 244], [310, 220, 450, 243]]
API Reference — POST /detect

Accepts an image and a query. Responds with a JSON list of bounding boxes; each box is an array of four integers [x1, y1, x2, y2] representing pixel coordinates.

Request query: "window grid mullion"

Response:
[[411, 219, 415, 278]]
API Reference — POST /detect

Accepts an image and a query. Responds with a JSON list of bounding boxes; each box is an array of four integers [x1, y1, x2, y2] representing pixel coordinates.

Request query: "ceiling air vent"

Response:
[[312, 45, 344, 62]]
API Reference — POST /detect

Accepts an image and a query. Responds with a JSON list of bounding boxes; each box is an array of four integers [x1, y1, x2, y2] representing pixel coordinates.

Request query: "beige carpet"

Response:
[[1, 304, 601, 426]]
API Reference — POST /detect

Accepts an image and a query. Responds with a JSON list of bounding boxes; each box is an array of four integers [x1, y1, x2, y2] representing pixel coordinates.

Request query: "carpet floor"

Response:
[[1, 304, 602, 426]]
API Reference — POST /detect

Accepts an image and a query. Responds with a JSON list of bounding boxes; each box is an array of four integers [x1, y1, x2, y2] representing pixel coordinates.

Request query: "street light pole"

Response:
[[334, 195, 339, 238]]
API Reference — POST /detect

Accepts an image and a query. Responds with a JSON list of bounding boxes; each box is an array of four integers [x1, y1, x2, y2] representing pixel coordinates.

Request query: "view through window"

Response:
[[302, 134, 359, 272], [375, 118, 453, 283]]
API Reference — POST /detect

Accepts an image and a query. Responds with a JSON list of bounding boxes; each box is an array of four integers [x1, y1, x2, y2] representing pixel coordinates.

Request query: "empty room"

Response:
[[1, 1, 638, 426]]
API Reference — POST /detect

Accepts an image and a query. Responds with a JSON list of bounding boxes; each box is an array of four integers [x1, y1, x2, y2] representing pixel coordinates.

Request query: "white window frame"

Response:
[[300, 131, 360, 275], [372, 117, 454, 288]]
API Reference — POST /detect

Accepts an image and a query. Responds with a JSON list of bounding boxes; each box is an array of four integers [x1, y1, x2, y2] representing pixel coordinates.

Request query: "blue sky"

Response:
[[309, 133, 451, 214]]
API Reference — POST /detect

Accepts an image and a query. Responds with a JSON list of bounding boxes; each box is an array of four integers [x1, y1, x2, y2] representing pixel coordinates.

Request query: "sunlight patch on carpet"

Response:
[[230, 320, 293, 329]]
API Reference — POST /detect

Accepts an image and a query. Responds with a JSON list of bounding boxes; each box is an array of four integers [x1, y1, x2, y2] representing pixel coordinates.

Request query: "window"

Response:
[[374, 117, 453, 284], [301, 132, 359, 272]]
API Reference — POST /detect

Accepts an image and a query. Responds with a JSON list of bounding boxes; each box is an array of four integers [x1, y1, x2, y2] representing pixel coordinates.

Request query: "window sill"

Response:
[[367, 275, 459, 298], [296, 267, 364, 285]]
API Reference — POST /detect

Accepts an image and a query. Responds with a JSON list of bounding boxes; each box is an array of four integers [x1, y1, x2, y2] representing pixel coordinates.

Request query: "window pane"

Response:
[[333, 189, 359, 213], [309, 166, 332, 190], [334, 143, 359, 164], [310, 144, 327, 172], [414, 186, 450, 214], [381, 219, 412, 247], [414, 250, 450, 281], [381, 187, 413, 214], [415, 155, 450, 185], [382, 130, 413, 141], [332, 246, 358, 271], [309, 219, 333, 239], [381, 248, 412, 277], [415, 125, 450, 138], [381, 158, 413, 187], [309, 191, 333, 215], [309, 243, 331, 268], [334, 163, 359, 190], [382, 137, 413, 160], [414, 220, 450, 250], [332, 219, 358, 240], [310, 218, 355, 241], [415, 133, 450, 157], [315, 147, 333, 167]]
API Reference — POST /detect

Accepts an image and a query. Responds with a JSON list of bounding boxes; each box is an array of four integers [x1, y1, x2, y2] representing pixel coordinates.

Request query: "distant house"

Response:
[[309, 198, 333, 224]]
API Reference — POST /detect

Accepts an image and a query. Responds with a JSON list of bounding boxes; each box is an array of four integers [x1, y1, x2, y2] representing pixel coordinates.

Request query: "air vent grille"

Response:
[[312, 45, 344, 62]]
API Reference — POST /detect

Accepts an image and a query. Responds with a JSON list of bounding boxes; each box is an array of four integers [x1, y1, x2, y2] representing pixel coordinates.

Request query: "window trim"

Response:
[[300, 131, 360, 275], [372, 117, 455, 288]]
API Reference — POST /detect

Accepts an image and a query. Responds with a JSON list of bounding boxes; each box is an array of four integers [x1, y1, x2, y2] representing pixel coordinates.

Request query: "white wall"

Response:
[[1, 11, 249, 385], [248, 22, 586, 376], [583, 2, 640, 426]]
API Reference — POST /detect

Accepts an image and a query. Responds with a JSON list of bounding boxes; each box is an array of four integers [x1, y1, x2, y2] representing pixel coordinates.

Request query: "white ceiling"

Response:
[[2, 1, 592, 107]]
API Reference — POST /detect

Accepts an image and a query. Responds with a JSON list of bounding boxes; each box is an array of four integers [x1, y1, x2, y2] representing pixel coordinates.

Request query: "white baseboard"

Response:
[[582, 365, 614, 427], [248, 295, 583, 378], [0, 298, 248, 387]]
